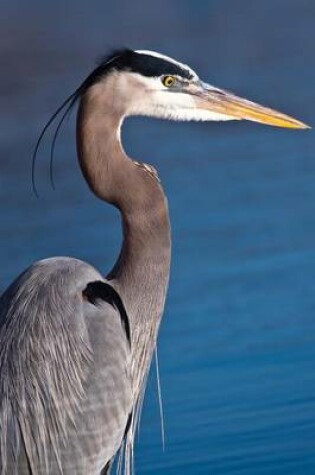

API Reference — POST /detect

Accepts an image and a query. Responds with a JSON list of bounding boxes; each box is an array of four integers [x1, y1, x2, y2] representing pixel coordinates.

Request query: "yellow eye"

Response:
[[162, 76, 176, 87]]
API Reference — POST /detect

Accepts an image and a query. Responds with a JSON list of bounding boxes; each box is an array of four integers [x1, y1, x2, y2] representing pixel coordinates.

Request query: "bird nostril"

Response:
[[210, 88, 226, 96]]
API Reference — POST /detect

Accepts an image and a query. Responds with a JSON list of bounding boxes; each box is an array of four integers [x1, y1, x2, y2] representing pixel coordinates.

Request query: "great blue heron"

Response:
[[0, 48, 308, 475]]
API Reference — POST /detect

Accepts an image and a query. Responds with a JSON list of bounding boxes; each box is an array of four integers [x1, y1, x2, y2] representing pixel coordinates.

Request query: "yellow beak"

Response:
[[193, 82, 310, 130]]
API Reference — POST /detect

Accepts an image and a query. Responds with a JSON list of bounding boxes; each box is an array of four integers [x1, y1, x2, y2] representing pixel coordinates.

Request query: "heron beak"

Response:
[[192, 82, 310, 129]]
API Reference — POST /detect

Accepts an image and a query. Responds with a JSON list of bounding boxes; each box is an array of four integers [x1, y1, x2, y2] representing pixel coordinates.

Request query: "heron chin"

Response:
[[0, 48, 308, 475]]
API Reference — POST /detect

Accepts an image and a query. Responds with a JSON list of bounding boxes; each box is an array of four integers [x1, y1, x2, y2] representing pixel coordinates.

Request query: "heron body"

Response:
[[0, 48, 307, 474]]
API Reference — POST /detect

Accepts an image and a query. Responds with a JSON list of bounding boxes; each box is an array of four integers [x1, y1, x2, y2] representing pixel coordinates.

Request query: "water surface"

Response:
[[0, 1, 315, 473]]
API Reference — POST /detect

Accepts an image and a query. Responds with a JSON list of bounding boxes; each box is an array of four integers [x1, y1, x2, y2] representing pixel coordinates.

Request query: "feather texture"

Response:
[[0, 257, 132, 474]]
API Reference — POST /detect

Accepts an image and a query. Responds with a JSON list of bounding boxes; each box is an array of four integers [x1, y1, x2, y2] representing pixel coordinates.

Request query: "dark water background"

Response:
[[1, 1, 315, 473]]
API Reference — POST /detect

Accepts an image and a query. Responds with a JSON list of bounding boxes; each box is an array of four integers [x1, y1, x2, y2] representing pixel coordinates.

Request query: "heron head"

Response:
[[83, 48, 309, 129], [32, 48, 309, 196]]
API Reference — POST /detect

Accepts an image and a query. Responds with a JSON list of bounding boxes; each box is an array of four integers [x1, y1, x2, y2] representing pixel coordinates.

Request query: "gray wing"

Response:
[[0, 257, 132, 475]]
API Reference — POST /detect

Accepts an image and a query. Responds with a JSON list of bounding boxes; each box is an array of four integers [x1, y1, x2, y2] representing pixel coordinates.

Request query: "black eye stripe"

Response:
[[81, 49, 194, 92], [124, 52, 193, 79]]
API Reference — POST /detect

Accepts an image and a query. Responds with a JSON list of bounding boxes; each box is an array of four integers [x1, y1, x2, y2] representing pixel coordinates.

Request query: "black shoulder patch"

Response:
[[100, 461, 110, 475], [83, 281, 131, 346]]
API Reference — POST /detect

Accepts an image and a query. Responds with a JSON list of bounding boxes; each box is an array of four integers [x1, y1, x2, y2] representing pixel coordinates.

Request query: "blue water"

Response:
[[1, 1, 315, 473]]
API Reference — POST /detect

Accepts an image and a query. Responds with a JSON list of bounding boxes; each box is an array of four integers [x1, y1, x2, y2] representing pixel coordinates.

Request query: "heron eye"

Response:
[[162, 76, 176, 88]]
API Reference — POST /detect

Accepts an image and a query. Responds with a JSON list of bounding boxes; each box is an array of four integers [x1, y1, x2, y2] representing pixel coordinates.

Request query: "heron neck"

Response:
[[77, 88, 171, 390]]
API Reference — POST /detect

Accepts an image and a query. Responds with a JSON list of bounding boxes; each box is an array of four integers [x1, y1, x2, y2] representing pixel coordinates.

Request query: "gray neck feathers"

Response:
[[76, 81, 171, 393]]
